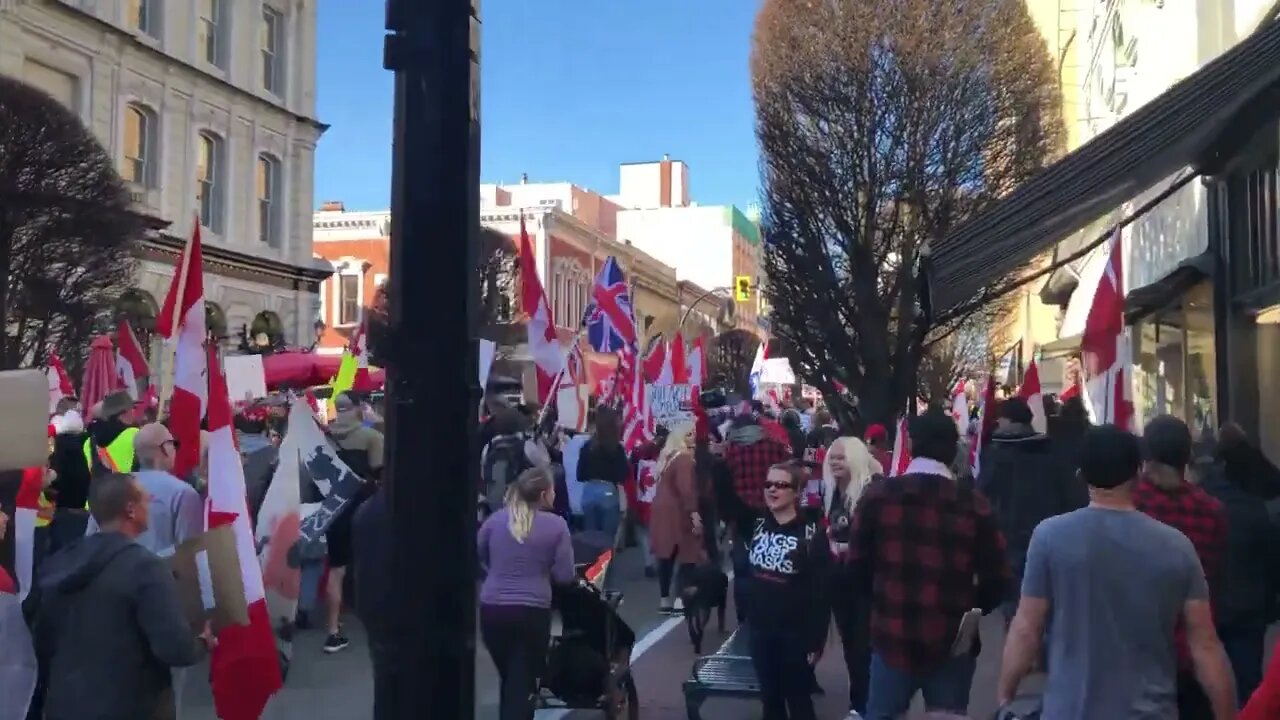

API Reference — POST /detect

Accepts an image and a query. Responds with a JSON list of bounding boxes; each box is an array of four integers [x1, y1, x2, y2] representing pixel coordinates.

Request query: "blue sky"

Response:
[[314, 0, 761, 212]]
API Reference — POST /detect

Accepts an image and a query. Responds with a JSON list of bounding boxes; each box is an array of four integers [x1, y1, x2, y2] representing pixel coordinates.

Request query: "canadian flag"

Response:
[[969, 375, 997, 477], [518, 216, 561, 404], [154, 221, 206, 480], [205, 346, 283, 719], [45, 352, 74, 414], [686, 336, 707, 386], [643, 339, 670, 385], [888, 417, 911, 477], [1081, 229, 1135, 430], [115, 318, 150, 400], [950, 381, 969, 435], [1017, 358, 1048, 434], [669, 332, 689, 384]]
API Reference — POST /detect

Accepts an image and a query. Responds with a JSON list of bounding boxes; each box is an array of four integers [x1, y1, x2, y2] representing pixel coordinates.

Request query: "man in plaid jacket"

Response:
[[847, 411, 1009, 718], [1134, 415, 1228, 719]]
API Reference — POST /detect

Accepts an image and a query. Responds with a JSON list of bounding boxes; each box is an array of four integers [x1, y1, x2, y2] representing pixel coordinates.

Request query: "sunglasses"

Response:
[[763, 481, 796, 491]]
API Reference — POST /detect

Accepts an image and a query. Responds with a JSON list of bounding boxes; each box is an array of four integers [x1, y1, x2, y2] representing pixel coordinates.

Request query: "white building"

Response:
[[0, 0, 329, 352]]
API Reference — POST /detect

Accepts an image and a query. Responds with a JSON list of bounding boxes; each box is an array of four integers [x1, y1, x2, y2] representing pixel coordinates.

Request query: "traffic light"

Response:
[[734, 275, 751, 302]]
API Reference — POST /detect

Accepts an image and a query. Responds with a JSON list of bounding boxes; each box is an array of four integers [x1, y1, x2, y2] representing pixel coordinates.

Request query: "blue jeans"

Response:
[[580, 481, 621, 537], [865, 651, 975, 719]]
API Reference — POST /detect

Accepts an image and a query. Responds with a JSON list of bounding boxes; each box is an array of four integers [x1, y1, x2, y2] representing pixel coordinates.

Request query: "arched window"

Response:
[[256, 153, 282, 247], [196, 131, 224, 233], [122, 103, 158, 187]]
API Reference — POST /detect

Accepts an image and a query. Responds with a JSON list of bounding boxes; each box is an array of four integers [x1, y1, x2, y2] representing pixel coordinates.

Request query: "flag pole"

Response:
[[159, 218, 196, 413], [536, 326, 587, 429]]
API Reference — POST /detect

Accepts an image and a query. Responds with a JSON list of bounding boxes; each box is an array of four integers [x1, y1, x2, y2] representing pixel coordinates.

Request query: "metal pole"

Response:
[[383, 1, 479, 718], [678, 285, 731, 330]]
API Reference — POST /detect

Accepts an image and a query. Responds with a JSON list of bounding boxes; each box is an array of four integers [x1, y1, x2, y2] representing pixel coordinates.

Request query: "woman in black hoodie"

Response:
[[745, 460, 831, 720]]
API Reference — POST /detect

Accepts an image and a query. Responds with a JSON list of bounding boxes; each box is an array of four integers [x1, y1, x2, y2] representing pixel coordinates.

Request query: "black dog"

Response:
[[679, 565, 729, 653]]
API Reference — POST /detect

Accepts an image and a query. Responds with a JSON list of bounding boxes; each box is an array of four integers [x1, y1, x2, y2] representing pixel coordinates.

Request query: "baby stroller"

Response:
[[537, 529, 639, 719]]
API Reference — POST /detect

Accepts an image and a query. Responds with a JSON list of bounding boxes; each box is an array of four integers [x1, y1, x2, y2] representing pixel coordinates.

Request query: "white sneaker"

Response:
[[843, 712, 863, 720], [673, 597, 685, 611]]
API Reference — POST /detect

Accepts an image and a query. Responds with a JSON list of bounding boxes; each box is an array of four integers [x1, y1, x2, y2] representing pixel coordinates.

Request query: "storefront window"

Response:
[[1131, 282, 1216, 439]]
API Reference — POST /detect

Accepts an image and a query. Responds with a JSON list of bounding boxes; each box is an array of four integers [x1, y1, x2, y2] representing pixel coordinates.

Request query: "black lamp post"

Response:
[[382, 1, 480, 719]]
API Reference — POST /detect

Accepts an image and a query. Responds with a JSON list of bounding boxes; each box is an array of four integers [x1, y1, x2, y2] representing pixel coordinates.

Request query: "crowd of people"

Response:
[[476, 388, 1280, 720], [0, 387, 391, 720]]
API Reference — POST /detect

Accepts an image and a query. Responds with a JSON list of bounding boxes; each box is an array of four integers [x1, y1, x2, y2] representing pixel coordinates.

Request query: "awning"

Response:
[[1123, 252, 1215, 323], [931, 18, 1280, 311]]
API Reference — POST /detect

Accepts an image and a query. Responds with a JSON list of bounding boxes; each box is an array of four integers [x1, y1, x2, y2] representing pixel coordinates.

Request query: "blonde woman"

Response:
[[648, 423, 707, 614], [821, 436, 883, 719], [477, 468, 574, 720]]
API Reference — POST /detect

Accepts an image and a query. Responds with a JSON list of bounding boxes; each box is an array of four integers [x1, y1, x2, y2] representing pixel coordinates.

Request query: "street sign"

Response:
[[734, 275, 751, 302]]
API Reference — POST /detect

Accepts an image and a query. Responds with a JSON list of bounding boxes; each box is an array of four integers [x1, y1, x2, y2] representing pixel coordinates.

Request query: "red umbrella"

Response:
[[80, 335, 119, 412]]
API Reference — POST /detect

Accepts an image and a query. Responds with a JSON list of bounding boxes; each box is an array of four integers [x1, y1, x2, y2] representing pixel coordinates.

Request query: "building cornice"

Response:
[[48, 0, 329, 135], [139, 233, 332, 292]]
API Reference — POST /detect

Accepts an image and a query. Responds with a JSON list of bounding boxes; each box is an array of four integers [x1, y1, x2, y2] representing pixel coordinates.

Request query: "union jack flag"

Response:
[[583, 257, 637, 353]]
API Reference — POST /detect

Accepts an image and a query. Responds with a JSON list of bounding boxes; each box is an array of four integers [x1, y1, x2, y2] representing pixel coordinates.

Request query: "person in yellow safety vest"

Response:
[[83, 390, 142, 477]]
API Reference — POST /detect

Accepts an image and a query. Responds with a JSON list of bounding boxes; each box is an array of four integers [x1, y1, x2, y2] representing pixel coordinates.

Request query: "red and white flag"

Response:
[[669, 332, 689, 384], [888, 417, 911, 477], [347, 319, 375, 392], [518, 217, 561, 404], [155, 221, 207, 480], [1017, 359, 1047, 434], [1081, 229, 1134, 430], [620, 345, 653, 452], [686, 336, 707, 387], [969, 375, 997, 477], [0, 469, 42, 720], [555, 343, 589, 432], [643, 339, 670, 385], [950, 381, 969, 435], [45, 352, 73, 414], [115, 319, 150, 400], [205, 346, 283, 719]]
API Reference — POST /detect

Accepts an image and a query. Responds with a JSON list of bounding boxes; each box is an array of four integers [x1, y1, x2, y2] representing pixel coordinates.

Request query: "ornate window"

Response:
[[196, 131, 224, 233], [257, 153, 282, 247], [122, 103, 158, 187]]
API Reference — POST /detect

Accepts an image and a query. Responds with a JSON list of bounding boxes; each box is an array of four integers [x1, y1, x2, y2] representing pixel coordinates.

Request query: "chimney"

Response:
[[662, 153, 670, 161], [520, 173, 528, 184], [319, 200, 345, 212]]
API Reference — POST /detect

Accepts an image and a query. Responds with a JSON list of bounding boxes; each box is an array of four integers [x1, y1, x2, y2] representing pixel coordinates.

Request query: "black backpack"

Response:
[[482, 434, 528, 511]]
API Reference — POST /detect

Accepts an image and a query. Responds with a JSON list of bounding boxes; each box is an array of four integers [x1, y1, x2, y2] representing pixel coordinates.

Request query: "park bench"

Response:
[[681, 625, 758, 720]]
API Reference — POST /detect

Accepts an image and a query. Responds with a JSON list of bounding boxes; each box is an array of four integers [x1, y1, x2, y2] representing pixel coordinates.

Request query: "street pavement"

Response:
[[179, 543, 1028, 719]]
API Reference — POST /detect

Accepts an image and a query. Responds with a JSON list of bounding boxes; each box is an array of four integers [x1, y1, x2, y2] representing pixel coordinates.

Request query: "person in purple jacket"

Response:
[[477, 466, 575, 720]]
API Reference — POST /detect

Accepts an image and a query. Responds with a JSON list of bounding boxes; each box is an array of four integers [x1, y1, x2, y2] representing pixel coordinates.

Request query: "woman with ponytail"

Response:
[[477, 467, 574, 720]]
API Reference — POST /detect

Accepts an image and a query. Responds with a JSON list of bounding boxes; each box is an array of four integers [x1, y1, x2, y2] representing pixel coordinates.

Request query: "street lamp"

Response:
[[679, 285, 733, 330], [383, 1, 479, 718]]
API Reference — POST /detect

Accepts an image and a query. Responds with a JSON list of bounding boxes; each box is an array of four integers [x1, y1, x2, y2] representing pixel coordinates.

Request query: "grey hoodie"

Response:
[[31, 532, 201, 720]]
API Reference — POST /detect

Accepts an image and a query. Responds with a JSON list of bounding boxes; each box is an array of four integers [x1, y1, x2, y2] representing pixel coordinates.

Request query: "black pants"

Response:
[[1219, 620, 1266, 705], [749, 627, 817, 720], [830, 575, 871, 714], [1176, 671, 1213, 720], [480, 604, 552, 720], [368, 633, 397, 720], [657, 551, 696, 599]]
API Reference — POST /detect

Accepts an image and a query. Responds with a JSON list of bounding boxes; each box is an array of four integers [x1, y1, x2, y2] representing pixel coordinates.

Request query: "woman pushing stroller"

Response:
[[477, 467, 574, 720]]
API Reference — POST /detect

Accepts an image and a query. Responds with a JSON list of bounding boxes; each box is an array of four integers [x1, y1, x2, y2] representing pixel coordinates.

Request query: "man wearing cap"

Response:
[[83, 391, 140, 476]]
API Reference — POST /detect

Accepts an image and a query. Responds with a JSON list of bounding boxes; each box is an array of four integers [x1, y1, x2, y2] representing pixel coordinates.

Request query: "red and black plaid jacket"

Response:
[[723, 433, 791, 512], [1133, 477, 1227, 669], [847, 470, 1010, 674]]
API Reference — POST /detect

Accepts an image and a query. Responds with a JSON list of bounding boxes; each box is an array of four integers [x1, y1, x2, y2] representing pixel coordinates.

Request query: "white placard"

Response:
[[224, 355, 267, 403], [479, 339, 496, 389], [646, 383, 697, 428]]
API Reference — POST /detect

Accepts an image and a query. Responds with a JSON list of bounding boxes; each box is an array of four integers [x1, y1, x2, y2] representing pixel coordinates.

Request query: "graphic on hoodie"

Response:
[[748, 518, 817, 576]]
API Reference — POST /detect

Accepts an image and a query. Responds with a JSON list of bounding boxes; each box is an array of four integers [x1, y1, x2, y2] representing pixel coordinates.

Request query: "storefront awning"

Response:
[[1124, 252, 1215, 323], [931, 18, 1280, 312]]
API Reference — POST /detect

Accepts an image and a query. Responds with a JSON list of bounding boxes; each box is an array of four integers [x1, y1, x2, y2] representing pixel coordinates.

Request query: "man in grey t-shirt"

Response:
[[996, 425, 1237, 719]]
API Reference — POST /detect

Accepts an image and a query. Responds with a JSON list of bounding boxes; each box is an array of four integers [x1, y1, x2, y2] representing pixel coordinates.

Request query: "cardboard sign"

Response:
[[169, 524, 248, 633], [647, 383, 697, 428], [0, 370, 57, 472]]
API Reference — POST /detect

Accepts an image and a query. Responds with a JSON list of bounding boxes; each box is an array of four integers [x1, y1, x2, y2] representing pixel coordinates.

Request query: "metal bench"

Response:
[[681, 625, 759, 720]]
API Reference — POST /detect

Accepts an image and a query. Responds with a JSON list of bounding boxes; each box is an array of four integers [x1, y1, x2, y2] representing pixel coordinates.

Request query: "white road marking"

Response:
[[534, 615, 685, 719]]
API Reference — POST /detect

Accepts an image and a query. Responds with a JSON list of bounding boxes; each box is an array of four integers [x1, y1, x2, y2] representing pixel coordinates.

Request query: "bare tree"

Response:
[[0, 77, 144, 375], [707, 329, 763, 396], [752, 0, 1063, 424], [366, 226, 516, 365]]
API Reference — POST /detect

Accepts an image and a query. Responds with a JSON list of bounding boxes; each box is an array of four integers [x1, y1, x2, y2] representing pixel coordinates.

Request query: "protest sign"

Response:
[[169, 524, 248, 633], [646, 383, 697, 428]]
